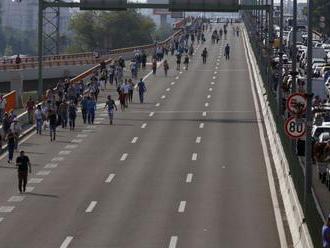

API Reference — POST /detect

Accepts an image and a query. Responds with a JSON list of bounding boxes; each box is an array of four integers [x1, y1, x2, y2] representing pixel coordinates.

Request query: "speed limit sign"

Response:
[[284, 117, 306, 139]]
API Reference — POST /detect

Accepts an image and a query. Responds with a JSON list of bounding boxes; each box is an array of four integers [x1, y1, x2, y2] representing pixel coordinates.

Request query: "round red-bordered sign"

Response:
[[284, 116, 306, 139], [287, 93, 307, 115]]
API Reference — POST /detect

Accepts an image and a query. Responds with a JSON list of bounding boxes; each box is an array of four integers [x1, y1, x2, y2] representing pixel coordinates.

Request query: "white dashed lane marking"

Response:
[[131, 137, 138, 144], [161, 95, 166, 99], [65, 144, 78, 149], [44, 163, 58, 169], [166, 88, 171, 92], [191, 153, 198, 161], [82, 130, 94, 133], [208, 88, 213, 92], [199, 123, 204, 129], [170, 82, 175, 85], [178, 201, 186, 213], [85, 201, 97, 213], [214, 71, 217, 74], [60, 236, 74, 248], [71, 139, 83, 143], [210, 82, 215, 85], [37, 170, 51, 176], [175, 76, 179, 80], [169, 236, 178, 248], [28, 178, 43, 184], [186, 173, 193, 183], [120, 153, 128, 161], [149, 112, 154, 117], [195, 136, 201, 143], [155, 103, 160, 107], [105, 173, 115, 183], [202, 111, 207, 116], [204, 103, 209, 107], [141, 123, 147, 129], [8, 196, 25, 202], [77, 134, 88, 138], [0, 206, 14, 213], [25, 186, 34, 192], [0, 217, 4, 223], [51, 157, 64, 162], [207, 95, 211, 99], [58, 150, 71, 155]]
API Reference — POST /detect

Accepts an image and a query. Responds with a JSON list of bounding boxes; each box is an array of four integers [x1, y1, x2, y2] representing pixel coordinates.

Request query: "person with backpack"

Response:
[[68, 101, 77, 131], [104, 95, 118, 125], [137, 78, 146, 104]]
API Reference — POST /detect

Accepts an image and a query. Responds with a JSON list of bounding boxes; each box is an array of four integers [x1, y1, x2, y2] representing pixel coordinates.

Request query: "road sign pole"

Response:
[[304, 0, 313, 214], [291, 0, 297, 93], [278, 0, 284, 115]]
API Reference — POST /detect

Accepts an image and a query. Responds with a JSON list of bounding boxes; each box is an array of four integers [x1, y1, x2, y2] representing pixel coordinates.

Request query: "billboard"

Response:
[[153, 9, 171, 15], [171, 12, 184, 18], [169, 0, 239, 12]]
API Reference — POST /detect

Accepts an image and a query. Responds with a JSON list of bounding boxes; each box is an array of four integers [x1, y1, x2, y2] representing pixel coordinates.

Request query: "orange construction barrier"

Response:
[[4, 90, 16, 113]]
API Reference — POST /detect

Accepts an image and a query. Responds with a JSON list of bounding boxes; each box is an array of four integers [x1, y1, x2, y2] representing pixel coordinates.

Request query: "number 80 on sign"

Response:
[[284, 116, 306, 139]]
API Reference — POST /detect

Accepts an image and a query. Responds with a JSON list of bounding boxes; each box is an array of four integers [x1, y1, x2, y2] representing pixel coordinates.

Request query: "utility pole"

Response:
[[304, 0, 313, 214], [291, 0, 297, 93], [38, 0, 43, 98]]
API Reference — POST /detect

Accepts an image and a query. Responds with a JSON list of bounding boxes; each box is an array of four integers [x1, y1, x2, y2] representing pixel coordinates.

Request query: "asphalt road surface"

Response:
[[0, 25, 283, 248]]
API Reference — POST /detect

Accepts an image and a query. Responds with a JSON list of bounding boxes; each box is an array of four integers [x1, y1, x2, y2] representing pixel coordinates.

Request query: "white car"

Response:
[[312, 125, 330, 140]]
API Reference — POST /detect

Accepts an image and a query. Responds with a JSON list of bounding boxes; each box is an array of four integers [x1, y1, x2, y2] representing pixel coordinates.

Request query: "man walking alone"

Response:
[[16, 151, 31, 193]]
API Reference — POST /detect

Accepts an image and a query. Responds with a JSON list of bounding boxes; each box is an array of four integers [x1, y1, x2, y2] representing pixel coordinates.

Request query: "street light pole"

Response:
[[291, 0, 297, 93], [38, 0, 43, 98], [304, 0, 313, 213]]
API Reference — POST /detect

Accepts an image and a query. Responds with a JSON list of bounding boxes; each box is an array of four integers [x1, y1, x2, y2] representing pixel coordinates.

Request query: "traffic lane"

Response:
[[0, 110, 157, 248]]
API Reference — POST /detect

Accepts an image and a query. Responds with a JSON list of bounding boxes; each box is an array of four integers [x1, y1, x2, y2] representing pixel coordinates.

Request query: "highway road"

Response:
[[0, 24, 285, 248]]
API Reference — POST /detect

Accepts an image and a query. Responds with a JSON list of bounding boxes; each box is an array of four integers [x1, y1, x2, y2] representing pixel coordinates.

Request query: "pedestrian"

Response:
[[10, 118, 21, 150], [120, 80, 130, 107], [137, 78, 146, 104], [0, 95, 6, 123], [25, 96, 35, 124], [176, 53, 182, 70], [68, 101, 77, 131], [2, 113, 11, 138], [323, 214, 330, 248], [164, 60, 169, 76], [152, 59, 157, 75], [184, 54, 189, 70], [7, 130, 15, 163], [201, 48, 208, 64], [128, 79, 135, 103], [47, 108, 57, 142], [15, 151, 31, 193], [225, 43, 230, 60], [34, 105, 44, 135], [87, 96, 96, 124], [104, 95, 118, 125], [141, 52, 147, 69], [58, 100, 68, 128], [80, 96, 88, 124]]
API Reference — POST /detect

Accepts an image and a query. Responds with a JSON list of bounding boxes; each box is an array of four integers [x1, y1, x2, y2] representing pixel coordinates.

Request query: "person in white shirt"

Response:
[[34, 105, 44, 135], [0, 95, 7, 123]]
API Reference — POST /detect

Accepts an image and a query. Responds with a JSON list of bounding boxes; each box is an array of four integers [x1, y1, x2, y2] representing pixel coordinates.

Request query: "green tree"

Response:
[[152, 23, 173, 42], [67, 10, 156, 53]]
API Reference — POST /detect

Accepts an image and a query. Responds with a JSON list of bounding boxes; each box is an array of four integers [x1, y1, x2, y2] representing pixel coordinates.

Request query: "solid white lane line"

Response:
[[60, 236, 74, 248], [166, 88, 171, 92], [105, 173, 115, 183], [199, 123, 204, 128], [37, 170, 51, 176], [8, 196, 24, 202], [141, 123, 147, 129], [170, 82, 175, 85], [120, 153, 128, 161], [131, 137, 138, 144], [208, 88, 213, 91], [186, 173, 193, 183], [207, 95, 211, 99], [71, 139, 83, 143], [0, 206, 14, 213], [44, 163, 58, 169], [195, 136, 201, 143], [192, 153, 198, 161], [28, 178, 43, 184], [149, 112, 155, 117], [204, 102, 209, 107], [52, 157, 64, 162], [178, 201, 186, 213], [77, 134, 88, 138], [155, 103, 160, 107], [161, 95, 166, 99], [85, 201, 97, 213], [169, 236, 178, 248], [59, 150, 71, 155], [202, 111, 207, 116]]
